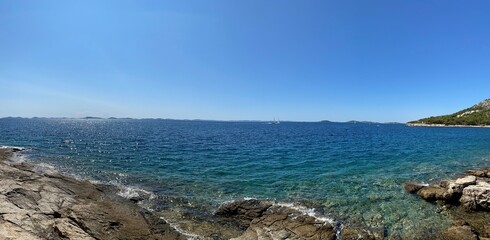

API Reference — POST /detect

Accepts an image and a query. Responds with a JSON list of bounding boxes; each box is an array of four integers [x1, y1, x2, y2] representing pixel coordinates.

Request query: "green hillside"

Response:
[[409, 99, 490, 126]]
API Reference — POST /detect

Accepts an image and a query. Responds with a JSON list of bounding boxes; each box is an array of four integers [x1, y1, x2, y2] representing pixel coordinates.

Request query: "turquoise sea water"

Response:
[[1, 118, 490, 238]]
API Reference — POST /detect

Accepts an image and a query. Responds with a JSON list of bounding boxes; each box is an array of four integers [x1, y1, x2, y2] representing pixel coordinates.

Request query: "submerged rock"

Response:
[[443, 221, 478, 240], [465, 170, 487, 177], [404, 182, 427, 193], [341, 227, 376, 240]]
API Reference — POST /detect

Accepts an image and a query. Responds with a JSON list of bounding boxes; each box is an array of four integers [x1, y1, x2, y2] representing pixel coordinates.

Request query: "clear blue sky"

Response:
[[1, 1, 490, 122]]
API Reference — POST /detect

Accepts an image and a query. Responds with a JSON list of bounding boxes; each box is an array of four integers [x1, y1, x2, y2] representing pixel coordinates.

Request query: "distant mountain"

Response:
[[409, 99, 490, 126]]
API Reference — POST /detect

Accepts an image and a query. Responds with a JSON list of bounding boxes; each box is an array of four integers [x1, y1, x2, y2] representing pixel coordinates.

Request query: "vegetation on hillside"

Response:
[[409, 99, 490, 126]]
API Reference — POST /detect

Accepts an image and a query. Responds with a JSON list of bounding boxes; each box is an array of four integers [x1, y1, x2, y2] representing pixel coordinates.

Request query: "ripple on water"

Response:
[[1, 119, 490, 238]]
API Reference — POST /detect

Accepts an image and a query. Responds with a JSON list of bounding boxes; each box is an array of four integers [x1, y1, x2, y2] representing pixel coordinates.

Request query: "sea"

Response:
[[1, 118, 490, 239]]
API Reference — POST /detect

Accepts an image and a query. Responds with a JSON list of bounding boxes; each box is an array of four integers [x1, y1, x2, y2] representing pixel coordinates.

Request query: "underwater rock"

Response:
[[341, 227, 376, 240], [465, 170, 487, 177], [404, 182, 427, 193], [443, 221, 478, 240]]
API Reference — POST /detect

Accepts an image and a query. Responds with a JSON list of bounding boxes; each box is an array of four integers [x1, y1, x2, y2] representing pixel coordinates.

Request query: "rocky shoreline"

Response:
[[3, 146, 489, 240], [0, 147, 380, 240], [0, 147, 185, 240], [405, 169, 490, 240]]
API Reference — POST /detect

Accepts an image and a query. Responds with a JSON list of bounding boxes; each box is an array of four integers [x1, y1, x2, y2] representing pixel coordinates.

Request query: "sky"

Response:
[[1, 1, 490, 122]]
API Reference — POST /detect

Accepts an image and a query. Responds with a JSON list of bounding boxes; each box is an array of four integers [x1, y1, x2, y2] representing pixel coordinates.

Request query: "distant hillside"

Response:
[[409, 99, 490, 126]]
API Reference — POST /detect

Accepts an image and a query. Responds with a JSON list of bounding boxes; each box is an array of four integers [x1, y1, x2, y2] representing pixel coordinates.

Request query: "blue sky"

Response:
[[1, 1, 490, 122]]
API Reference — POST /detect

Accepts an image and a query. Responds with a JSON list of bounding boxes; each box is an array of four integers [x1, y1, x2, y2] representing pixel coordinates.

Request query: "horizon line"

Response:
[[0, 116, 406, 124]]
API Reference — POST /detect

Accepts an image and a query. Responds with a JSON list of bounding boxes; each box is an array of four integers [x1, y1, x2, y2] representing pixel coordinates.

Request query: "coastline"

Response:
[[0, 147, 380, 240], [405, 169, 490, 239], [0, 147, 185, 240], [3, 145, 489, 240], [406, 123, 490, 128]]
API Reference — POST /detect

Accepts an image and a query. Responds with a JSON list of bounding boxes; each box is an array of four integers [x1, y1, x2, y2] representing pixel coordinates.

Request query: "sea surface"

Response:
[[1, 118, 490, 239]]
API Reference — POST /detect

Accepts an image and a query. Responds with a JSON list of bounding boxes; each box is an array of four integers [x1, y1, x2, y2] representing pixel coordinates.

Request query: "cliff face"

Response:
[[410, 99, 490, 126]]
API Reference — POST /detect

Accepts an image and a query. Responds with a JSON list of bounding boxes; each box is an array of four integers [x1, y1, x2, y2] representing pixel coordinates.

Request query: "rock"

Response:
[[477, 181, 490, 187], [215, 199, 272, 229], [417, 186, 447, 201], [445, 182, 465, 200], [404, 182, 427, 193], [0, 148, 185, 240], [0, 219, 42, 240], [443, 221, 478, 240], [460, 185, 490, 210], [455, 176, 477, 186], [231, 205, 337, 240], [465, 170, 487, 177], [440, 180, 452, 188], [341, 227, 376, 240], [52, 218, 95, 240]]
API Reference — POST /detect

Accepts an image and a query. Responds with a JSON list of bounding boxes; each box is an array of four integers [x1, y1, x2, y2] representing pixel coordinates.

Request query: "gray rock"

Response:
[[455, 176, 477, 186], [0, 148, 185, 240], [460, 185, 490, 210], [445, 182, 465, 200], [230, 205, 337, 240], [215, 199, 272, 229]]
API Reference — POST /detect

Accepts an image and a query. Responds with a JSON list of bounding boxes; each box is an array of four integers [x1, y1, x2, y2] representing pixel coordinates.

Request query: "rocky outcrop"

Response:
[[417, 186, 447, 201], [406, 173, 490, 210], [215, 199, 272, 229], [216, 199, 376, 240], [232, 205, 337, 240], [405, 168, 490, 240], [0, 148, 184, 240], [460, 184, 490, 210]]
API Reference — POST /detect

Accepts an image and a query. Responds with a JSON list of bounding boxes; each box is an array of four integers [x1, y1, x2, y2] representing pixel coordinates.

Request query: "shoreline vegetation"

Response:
[[408, 99, 490, 127], [406, 123, 490, 128]]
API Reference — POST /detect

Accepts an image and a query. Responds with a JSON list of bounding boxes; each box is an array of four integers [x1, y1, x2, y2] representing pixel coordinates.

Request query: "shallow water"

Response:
[[1, 118, 490, 238]]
